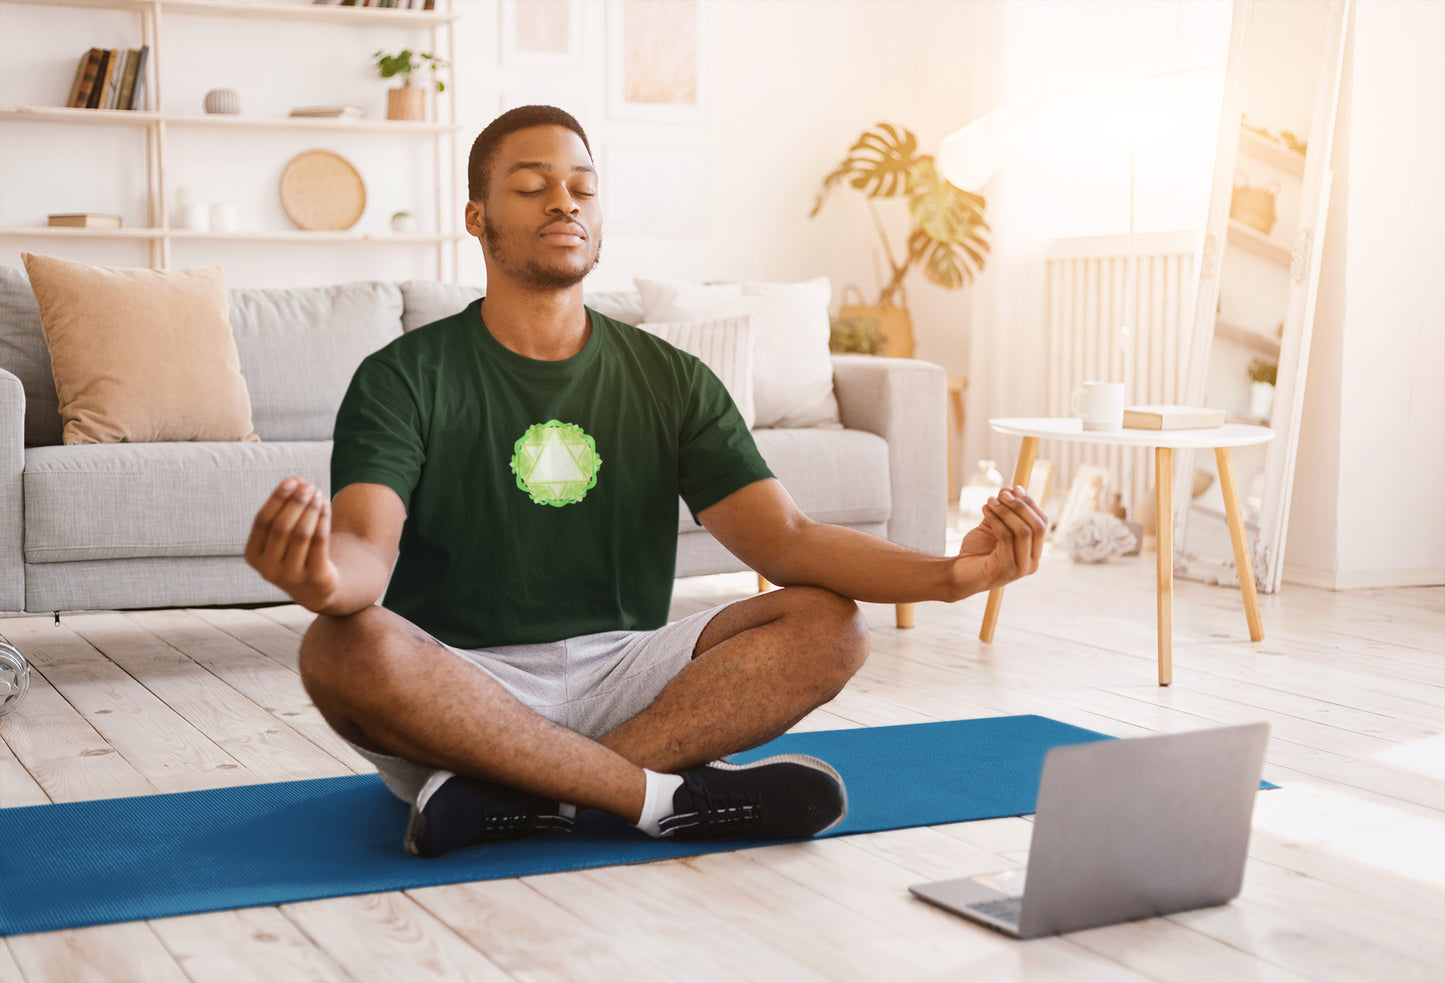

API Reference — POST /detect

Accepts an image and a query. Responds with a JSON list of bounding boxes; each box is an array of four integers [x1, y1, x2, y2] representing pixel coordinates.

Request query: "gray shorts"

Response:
[[348, 601, 730, 804]]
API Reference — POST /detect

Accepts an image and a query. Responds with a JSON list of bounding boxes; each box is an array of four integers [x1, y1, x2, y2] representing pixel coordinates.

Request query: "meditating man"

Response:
[[245, 105, 1048, 858]]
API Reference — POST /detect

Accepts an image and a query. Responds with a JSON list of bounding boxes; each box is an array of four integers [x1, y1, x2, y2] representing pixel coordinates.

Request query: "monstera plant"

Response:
[[811, 123, 990, 311]]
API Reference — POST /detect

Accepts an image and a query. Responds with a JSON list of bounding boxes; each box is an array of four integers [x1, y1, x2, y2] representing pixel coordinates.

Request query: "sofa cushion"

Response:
[[634, 276, 841, 430], [230, 281, 402, 441], [677, 427, 889, 529], [399, 280, 482, 333], [399, 280, 647, 332], [639, 316, 756, 428], [23, 441, 332, 563], [21, 253, 257, 445], [0, 265, 63, 447]]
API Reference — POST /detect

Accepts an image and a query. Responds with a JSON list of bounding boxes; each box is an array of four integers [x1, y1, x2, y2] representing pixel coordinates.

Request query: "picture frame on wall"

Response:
[[606, 0, 706, 124], [501, 0, 583, 70]]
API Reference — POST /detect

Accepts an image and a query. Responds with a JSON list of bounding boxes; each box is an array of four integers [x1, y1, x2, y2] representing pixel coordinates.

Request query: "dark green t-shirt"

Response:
[[331, 300, 773, 648]]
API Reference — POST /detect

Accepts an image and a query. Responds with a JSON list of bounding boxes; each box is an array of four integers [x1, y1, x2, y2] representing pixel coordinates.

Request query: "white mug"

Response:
[[1070, 381, 1125, 431]]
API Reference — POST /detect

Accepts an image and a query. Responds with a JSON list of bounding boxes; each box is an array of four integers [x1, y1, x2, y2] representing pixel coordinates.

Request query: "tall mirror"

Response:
[[1177, 0, 1350, 593]]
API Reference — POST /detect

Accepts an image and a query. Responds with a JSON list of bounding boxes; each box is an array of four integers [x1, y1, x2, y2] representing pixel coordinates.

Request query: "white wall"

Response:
[[0, 0, 990, 374], [1286, 0, 1445, 588]]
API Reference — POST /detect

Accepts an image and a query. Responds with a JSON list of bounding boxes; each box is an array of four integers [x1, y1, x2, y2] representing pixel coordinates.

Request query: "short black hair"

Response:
[[467, 105, 593, 201]]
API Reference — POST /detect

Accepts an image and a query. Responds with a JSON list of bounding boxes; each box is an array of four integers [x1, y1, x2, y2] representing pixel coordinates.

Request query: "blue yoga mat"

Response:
[[1, 715, 1116, 936]]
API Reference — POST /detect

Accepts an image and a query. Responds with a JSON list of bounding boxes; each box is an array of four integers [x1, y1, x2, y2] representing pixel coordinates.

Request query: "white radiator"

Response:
[[1043, 232, 1198, 515]]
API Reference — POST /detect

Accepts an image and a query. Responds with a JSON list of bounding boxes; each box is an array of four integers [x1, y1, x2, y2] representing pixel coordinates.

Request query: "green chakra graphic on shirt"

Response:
[[510, 420, 602, 507]]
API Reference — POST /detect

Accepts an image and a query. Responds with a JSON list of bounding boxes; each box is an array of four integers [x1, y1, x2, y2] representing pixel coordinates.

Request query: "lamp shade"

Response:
[[937, 108, 1015, 192]]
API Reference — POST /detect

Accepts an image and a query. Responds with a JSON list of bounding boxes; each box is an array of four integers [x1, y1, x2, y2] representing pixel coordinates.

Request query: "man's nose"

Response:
[[545, 186, 580, 215]]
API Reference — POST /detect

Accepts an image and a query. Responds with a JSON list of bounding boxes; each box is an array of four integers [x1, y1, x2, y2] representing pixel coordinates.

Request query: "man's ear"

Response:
[[464, 199, 485, 238]]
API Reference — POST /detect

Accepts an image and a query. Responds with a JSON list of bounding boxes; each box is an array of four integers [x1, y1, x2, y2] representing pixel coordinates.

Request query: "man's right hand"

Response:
[[245, 477, 341, 612]]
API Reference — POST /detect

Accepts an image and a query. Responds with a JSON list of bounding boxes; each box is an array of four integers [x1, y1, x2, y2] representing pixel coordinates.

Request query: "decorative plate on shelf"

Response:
[[279, 150, 365, 231]]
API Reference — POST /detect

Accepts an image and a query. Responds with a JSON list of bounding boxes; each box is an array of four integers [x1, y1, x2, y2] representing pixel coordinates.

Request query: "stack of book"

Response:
[[65, 47, 150, 111]]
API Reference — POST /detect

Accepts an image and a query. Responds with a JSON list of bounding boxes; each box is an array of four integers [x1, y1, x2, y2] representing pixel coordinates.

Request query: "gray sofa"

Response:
[[0, 268, 946, 618]]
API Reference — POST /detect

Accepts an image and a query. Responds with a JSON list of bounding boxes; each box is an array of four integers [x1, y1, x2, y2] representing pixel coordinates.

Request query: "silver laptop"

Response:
[[909, 722, 1269, 940]]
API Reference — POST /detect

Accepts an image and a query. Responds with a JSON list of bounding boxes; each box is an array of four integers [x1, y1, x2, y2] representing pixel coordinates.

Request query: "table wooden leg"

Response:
[[1156, 446, 1173, 686], [979, 436, 1040, 643], [1215, 446, 1266, 642]]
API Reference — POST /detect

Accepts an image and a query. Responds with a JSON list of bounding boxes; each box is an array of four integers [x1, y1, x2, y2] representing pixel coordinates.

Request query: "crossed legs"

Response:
[[297, 586, 868, 824]]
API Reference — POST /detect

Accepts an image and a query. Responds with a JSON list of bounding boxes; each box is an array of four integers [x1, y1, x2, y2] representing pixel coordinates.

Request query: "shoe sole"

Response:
[[708, 753, 848, 835]]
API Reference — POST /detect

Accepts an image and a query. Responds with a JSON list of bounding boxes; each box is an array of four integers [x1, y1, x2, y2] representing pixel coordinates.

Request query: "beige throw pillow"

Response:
[[22, 253, 257, 444]]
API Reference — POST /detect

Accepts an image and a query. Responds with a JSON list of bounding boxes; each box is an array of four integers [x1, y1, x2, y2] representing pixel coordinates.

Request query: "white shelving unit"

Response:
[[0, 0, 463, 279]]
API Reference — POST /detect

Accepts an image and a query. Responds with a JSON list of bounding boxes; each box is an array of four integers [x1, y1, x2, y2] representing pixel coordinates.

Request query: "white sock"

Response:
[[633, 768, 684, 838]]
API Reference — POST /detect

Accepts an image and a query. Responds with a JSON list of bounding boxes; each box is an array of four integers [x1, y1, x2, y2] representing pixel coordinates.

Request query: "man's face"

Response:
[[469, 125, 602, 289]]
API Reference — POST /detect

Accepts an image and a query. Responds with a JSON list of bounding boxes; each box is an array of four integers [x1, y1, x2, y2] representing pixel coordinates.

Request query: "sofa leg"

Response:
[[895, 603, 916, 629], [756, 574, 772, 593]]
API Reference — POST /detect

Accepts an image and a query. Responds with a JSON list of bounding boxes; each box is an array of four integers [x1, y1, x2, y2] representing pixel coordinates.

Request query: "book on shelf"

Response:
[[115, 48, 141, 112], [104, 49, 124, 109], [1122, 405, 1227, 431], [73, 48, 105, 109], [65, 49, 95, 108], [47, 213, 122, 229], [128, 46, 150, 110], [105, 51, 123, 109], [289, 105, 366, 119], [87, 49, 113, 110]]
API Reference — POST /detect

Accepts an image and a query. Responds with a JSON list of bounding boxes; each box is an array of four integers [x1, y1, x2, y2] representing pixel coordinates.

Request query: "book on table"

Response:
[[1122, 405, 1227, 430], [47, 213, 122, 229]]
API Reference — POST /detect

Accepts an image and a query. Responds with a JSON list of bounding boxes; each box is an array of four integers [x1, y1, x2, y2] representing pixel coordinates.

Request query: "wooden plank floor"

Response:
[[3, 530, 1443, 982]]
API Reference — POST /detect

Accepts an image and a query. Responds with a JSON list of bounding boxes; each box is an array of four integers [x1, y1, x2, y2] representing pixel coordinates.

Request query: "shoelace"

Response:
[[659, 777, 763, 835]]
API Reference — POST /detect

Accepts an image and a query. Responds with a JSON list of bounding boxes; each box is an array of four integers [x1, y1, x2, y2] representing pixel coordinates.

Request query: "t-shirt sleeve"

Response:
[[676, 357, 774, 522], [330, 351, 426, 510]]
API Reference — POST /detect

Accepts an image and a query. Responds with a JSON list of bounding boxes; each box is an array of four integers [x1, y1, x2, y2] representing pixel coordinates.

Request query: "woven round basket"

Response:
[[279, 150, 365, 231]]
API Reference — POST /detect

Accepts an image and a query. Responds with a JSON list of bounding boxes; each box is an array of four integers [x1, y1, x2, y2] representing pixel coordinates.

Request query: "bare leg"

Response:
[[299, 606, 647, 821], [298, 586, 867, 823], [599, 586, 868, 771]]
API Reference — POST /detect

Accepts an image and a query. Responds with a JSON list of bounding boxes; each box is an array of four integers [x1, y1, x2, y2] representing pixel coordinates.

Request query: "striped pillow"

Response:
[[638, 315, 757, 429]]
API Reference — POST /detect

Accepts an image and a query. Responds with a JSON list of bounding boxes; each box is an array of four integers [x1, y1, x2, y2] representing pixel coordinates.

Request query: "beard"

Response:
[[484, 215, 602, 289]]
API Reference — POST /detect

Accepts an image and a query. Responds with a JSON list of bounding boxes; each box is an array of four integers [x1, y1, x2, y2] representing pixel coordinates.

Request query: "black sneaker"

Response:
[[658, 754, 847, 840], [404, 770, 574, 857]]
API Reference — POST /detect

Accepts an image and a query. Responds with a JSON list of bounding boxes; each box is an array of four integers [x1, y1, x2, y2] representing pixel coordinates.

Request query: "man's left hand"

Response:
[[952, 486, 1049, 596]]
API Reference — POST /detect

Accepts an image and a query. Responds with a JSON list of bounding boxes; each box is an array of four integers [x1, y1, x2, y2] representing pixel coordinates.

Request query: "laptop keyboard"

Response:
[[967, 895, 1024, 926]]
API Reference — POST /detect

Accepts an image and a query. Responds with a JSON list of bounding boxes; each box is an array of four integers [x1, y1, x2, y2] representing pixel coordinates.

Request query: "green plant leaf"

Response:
[[906, 157, 988, 243], [908, 227, 988, 291], [810, 122, 921, 216]]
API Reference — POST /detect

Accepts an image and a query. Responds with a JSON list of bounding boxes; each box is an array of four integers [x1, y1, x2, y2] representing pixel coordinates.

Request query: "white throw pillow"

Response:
[[634, 275, 840, 429], [638, 316, 756, 429]]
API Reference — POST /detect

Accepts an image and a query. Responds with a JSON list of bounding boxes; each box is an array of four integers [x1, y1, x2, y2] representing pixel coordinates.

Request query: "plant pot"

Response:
[[1249, 381, 1275, 420], [387, 87, 425, 122]]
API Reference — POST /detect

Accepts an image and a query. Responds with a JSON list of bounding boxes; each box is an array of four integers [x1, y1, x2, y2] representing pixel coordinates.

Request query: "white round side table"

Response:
[[983, 418, 1275, 686]]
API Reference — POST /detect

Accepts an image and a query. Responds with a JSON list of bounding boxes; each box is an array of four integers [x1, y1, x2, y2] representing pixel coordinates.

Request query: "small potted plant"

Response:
[[373, 49, 449, 121], [1247, 357, 1277, 420]]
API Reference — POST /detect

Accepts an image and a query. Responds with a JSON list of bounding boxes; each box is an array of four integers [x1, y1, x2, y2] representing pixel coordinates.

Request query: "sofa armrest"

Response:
[[0, 367, 24, 611], [830, 355, 947, 555]]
